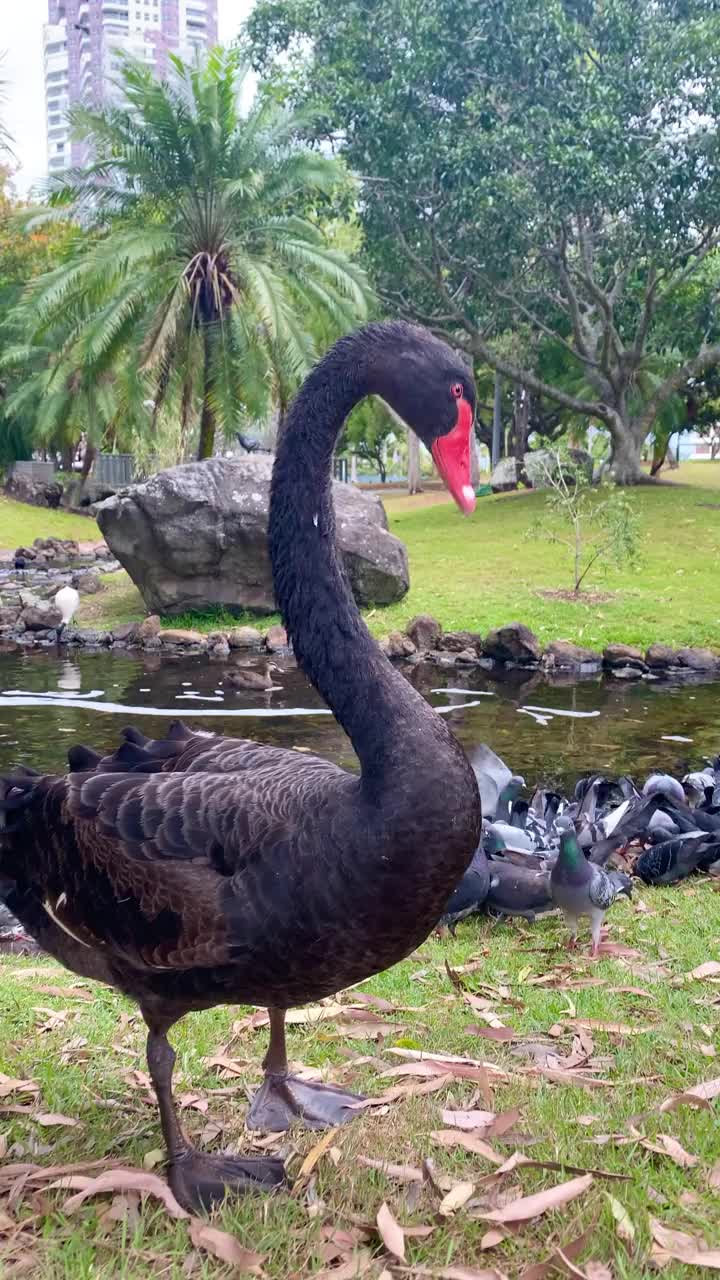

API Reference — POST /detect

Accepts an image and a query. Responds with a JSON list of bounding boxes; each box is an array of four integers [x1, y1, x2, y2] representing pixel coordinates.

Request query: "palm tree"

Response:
[[20, 48, 369, 460]]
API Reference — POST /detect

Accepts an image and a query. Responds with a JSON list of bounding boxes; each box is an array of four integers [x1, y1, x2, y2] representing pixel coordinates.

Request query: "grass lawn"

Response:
[[1, 882, 719, 1278], [0, 497, 98, 550], [1, 465, 719, 651]]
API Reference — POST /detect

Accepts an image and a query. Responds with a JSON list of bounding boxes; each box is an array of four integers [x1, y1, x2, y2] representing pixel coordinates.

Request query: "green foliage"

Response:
[[338, 397, 396, 481], [527, 452, 641, 593], [247, 0, 720, 481], [7, 48, 371, 462]]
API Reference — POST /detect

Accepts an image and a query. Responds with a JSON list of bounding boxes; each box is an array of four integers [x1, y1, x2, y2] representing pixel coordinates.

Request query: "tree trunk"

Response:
[[513, 385, 530, 469], [492, 372, 502, 467], [81, 443, 96, 483], [60, 442, 76, 473], [609, 425, 645, 484], [470, 431, 480, 487], [407, 430, 422, 494], [197, 325, 215, 460], [376, 451, 387, 484], [350, 453, 358, 483], [649, 433, 670, 476]]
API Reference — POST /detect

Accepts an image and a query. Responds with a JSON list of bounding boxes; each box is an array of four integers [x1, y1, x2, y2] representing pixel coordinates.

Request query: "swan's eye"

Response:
[[450, 382, 463, 399]]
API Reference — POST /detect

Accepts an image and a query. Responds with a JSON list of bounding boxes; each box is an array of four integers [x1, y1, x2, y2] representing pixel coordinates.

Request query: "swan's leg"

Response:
[[246, 1006, 365, 1132], [144, 1015, 286, 1211]]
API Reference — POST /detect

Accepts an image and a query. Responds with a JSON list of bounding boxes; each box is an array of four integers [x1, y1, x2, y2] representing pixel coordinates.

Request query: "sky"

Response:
[[2, 0, 249, 196]]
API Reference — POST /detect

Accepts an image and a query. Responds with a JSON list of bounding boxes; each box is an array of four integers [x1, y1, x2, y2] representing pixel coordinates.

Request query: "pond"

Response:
[[0, 647, 718, 788]]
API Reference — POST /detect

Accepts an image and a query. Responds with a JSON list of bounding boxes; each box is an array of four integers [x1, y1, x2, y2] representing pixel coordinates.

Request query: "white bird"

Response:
[[53, 586, 80, 639]]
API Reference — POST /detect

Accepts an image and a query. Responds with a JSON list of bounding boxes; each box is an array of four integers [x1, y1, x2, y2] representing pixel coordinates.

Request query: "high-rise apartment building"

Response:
[[43, 0, 219, 175]]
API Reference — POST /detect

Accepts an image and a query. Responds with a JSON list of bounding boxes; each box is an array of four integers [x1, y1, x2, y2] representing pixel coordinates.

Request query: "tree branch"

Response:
[[635, 340, 720, 438]]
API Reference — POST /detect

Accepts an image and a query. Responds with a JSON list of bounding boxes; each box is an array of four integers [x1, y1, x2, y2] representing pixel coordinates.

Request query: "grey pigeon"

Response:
[[551, 827, 632, 955], [643, 773, 685, 806], [438, 845, 491, 932]]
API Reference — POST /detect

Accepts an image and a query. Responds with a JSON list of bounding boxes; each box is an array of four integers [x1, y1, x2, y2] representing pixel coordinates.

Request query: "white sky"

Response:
[[1, 0, 251, 195]]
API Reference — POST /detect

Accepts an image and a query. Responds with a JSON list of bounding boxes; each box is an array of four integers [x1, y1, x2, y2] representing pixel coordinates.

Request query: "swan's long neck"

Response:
[[269, 333, 461, 788]]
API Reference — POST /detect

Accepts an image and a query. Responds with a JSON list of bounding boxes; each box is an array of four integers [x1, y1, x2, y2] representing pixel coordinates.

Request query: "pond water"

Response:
[[0, 647, 718, 788]]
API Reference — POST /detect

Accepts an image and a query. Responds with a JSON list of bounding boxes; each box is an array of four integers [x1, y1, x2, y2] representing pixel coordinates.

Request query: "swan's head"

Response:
[[368, 323, 477, 514]]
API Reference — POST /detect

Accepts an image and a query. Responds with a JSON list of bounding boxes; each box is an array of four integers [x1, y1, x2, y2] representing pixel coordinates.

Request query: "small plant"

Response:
[[528, 450, 641, 594]]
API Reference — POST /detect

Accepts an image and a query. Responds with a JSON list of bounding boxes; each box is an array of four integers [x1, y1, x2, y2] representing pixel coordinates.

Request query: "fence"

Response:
[[10, 461, 56, 483], [94, 454, 134, 487]]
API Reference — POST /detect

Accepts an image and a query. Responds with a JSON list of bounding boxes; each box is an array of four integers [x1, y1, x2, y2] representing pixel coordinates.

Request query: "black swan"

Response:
[[0, 321, 481, 1212]]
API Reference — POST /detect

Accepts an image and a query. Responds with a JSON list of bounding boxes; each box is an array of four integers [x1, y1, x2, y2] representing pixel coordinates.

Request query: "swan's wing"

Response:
[[0, 752, 349, 972]]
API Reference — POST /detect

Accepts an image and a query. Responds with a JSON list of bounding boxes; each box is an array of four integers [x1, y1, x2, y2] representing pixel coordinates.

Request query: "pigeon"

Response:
[[636, 833, 720, 886], [551, 826, 632, 955], [438, 845, 491, 932], [643, 773, 686, 806]]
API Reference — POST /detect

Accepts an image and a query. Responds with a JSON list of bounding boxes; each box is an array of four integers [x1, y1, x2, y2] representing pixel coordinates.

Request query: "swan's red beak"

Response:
[[431, 396, 476, 514]]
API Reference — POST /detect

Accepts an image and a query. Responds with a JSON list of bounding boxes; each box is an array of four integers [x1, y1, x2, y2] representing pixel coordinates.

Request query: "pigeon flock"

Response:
[[439, 744, 720, 952]]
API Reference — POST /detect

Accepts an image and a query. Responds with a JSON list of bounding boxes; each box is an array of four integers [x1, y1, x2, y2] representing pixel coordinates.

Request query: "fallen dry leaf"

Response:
[[189, 1219, 264, 1272], [376, 1202, 405, 1261], [438, 1181, 475, 1216], [34, 1113, 80, 1128], [583, 1264, 613, 1280], [565, 1019, 653, 1036], [480, 1173, 593, 1223], [480, 1229, 507, 1250], [688, 961, 720, 980], [296, 1127, 340, 1181], [357, 1157, 423, 1183], [62, 1167, 189, 1219], [651, 1218, 720, 1269], [465, 1026, 517, 1042], [33, 984, 93, 1002], [393, 1266, 507, 1279], [432, 1131, 504, 1164], [441, 1109, 496, 1132], [658, 1074, 720, 1112], [519, 1225, 595, 1280], [0, 1075, 39, 1099], [640, 1134, 698, 1168], [710, 1160, 720, 1189], [359, 1074, 454, 1106], [607, 1192, 635, 1244], [315, 1249, 374, 1279]]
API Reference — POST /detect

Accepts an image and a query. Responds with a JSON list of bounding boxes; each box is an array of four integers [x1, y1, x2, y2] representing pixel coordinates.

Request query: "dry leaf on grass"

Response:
[[657, 1075, 720, 1112], [296, 1128, 340, 1181], [62, 1168, 189, 1219], [32, 984, 93, 1002], [607, 1193, 635, 1244], [432, 1131, 504, 1164], [650, 1218, 720, 1269], [393, 1266, 507, 1279], [189, 1219, 264, 1272], [441, 1109, 496, 1132], [438, 1182, 475, 1216], [0, 1075, 39, 1099], [710, 1160, 720, 1189], [357, 1157, 423, 1183], [518, 1225, 596, 1280], [376, 1202, 405, 1260], [564, 1019, 653, 1036], [640, 1134, 698, 1168], [315, 1248, 374, 1279], [583, 1264, 612, 1280], [33, 1113, 80, 1128], [480, 1173, 593, 1223], [465, 1026, 517, 1042], [358, 1074, 454, 1107], [688, 961, 720, 980]]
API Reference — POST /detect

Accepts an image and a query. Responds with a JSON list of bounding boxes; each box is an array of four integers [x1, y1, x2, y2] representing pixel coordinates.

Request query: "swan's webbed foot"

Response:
[[169, 1149, 287, 1212], [246, 1073, 364, 1132]]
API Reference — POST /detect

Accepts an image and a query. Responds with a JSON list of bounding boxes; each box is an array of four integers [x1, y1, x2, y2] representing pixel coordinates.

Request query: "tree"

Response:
[[338, 398, 395, 482], [528, 452, 640, 594], [248, 0, 720, 483], [14, 49, 370, 461]]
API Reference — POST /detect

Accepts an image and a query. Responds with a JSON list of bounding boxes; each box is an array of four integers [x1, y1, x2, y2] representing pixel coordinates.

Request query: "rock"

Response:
[[73, 571, 105, 595], [645, 643, 680, 669], [33, 536, 80, 561], [406, 614, 442, 651], [6, 472, 63, 509], [543, 639, 602, 671], [523, 448, 594, 489], [440, 630, 483, 654], [603, 643, 646, 670], [433, 652, 457, 668], [159, 628, 206, 647], [62, 477, 116, 510], [94, 543, 113, 561], [207, 632, 231, 659], [96, 457, 409, 615], [484, 622, 541, 665], [14, 545, 38, 562], [608, 665, 644, 680], [675, 647, 720, 672], [490, 457, 519, 493], [265, 624, 289, 652], [21, 602, 63, 631], [111, 622, 139, 643], [71, 628, 110, 646], [0, 606, 20, 628], [228, 626, 263, 649], [382, 631, 417, 658], [455, 648, 479, 664], [137, 614, 161, 643]]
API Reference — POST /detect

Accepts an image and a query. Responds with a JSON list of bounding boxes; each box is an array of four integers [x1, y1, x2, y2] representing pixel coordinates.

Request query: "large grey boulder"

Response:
[[524, 448, 594, 489], [96, 457, 409, 616], [490, 457, 519, 492]]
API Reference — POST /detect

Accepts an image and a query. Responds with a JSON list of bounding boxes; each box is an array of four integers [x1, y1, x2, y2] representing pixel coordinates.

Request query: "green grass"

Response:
[[0, 496, 99, 550], [3, 465, 719, 650], [1, 883, 719, 1277]]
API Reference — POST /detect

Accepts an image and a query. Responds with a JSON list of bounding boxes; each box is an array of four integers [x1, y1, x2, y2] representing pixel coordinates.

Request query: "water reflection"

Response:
[[0, 647, 717, 788]]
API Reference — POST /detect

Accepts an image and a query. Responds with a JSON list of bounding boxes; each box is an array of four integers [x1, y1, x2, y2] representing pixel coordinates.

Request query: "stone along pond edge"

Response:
[[2, 610, 718, 685]]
